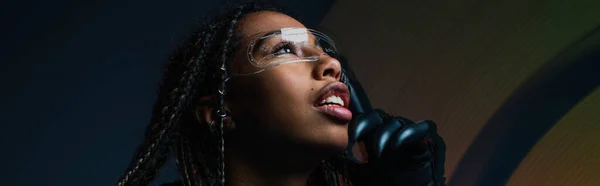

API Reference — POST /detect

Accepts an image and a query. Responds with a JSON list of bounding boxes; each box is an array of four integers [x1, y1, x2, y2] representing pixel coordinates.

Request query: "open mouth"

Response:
[[313, 82, 352, 122], [314, 82, 350, 108], [317, 95, 345, 107]]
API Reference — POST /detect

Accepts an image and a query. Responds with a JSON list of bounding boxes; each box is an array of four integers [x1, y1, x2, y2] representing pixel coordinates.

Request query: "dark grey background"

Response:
[[1, 1, 333, 185]]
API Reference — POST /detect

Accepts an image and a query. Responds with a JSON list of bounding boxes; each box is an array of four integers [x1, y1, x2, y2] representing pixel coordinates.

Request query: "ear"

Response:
[[194, 95, 236, 130], [194, 101, 215, 126]]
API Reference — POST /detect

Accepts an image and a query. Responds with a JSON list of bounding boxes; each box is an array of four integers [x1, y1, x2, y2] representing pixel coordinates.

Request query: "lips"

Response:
[[313, 82, 352, 122]]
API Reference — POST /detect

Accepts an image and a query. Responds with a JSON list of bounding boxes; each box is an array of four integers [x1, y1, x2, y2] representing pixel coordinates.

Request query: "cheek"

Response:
[[263, 65, 313, 105], [251, 65, 314, 120], [228, 63, 316, 129]]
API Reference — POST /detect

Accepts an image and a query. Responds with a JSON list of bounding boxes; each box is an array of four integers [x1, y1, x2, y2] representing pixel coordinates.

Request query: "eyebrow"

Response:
[[250, 29, 320, 54], [251, 30, 280, 55]]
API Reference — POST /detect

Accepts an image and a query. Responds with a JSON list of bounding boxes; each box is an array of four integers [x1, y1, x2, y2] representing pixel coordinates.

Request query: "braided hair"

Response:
[[116, 1, 353, 186]]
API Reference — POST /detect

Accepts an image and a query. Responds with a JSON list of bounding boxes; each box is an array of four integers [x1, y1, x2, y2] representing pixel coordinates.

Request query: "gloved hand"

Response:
[[338, 56, 446, 186], [347, 110, 447, 186]]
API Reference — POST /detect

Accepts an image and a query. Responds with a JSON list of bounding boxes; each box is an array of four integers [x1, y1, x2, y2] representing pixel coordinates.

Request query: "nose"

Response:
[[312, 54, 342, 81]]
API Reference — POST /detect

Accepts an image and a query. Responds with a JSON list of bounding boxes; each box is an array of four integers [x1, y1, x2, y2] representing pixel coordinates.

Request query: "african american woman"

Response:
[[117, 1, 446, 186]]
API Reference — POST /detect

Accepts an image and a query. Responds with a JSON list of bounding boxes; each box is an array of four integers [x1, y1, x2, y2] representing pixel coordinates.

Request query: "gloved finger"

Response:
[[389, 120, 431, 150], [392, 116, 415, 126], [367, 118, 403, 160], [348, 110, 383, 144]]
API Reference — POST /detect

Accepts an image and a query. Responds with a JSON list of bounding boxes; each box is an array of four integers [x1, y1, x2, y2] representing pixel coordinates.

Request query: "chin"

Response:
[[313, 129, 349, 157]]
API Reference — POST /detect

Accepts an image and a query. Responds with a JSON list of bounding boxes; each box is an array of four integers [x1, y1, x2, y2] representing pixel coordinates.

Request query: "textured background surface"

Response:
[[321, 0, 599, 185], [507, 89, 600, 186]]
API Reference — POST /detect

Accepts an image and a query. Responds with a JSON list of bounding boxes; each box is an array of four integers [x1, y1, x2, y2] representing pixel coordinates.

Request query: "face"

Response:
[[223, 11, 351, 156]]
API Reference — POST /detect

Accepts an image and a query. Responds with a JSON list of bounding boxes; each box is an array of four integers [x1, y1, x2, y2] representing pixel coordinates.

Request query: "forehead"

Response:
[[237, 11, 306, 38]]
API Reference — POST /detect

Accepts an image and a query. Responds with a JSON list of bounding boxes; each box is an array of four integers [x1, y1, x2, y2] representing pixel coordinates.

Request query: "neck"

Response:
[[225, 138, 327, 186]]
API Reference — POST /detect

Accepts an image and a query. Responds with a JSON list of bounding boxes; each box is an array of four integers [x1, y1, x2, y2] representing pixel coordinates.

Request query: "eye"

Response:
[[275, 47, 293, 55], [273, 42, 296, 55]]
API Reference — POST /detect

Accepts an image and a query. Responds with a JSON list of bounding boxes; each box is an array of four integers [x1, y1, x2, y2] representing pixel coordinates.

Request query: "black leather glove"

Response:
[[348, 110, 446, 186], [339, 56, 446, 186]]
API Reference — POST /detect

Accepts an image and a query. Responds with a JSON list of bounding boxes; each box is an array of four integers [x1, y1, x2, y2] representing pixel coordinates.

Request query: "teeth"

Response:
[[320, 95, 344, 106]]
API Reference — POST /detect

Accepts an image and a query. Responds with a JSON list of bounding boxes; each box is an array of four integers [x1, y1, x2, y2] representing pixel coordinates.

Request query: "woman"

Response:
[[117, 1, 446, 186]]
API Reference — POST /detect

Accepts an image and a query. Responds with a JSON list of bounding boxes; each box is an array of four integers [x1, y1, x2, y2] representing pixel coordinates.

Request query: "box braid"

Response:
[[116, 1, 354, 186]]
